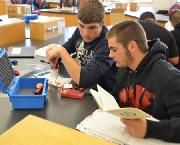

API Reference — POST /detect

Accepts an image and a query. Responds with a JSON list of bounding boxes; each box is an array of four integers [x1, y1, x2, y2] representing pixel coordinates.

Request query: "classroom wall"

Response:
[[135, 0, 177, 9], [152, 0, 176, 10]]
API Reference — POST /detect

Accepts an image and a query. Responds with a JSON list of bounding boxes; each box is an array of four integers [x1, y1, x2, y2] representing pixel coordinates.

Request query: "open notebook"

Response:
[[76, 109, 178, 145], [90, 85, 151, 119]]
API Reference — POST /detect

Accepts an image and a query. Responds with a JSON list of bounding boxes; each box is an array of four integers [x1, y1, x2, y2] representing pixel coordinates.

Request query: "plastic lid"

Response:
[[0, 48, 15, 93]]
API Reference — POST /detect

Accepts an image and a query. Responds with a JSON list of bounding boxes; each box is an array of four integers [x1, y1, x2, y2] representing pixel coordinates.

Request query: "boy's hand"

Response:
[[121, 118, 147, 138], [46, 44, 62, 65]]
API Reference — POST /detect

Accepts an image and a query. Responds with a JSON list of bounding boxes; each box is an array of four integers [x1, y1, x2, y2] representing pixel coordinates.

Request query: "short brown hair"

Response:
[[107, 20, 148, 53], [169, 10, 180, 24], [139, 11, 156, 22], [77, 0, 104, 24]]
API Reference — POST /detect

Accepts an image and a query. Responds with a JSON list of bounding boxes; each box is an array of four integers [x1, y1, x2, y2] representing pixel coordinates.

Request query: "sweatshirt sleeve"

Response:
[[168, 32, 179, 58], [146, 117, 180, 142], [145, 77, 180, 143], [79, 40, 113, 88]]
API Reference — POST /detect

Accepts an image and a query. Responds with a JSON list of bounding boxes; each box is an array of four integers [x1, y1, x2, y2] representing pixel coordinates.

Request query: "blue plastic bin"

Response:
[[0, 48, 48, 109]]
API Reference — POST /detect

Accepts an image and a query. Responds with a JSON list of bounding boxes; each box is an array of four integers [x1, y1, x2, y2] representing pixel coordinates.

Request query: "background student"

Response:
[[169, 10, 180, 69], [46, 0, 117, 92], [139, 11, 179, 65], [107, 20, 180, 143]]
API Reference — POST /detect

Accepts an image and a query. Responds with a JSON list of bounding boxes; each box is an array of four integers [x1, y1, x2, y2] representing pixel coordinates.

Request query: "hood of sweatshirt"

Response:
[[135, 38, 168, 74]]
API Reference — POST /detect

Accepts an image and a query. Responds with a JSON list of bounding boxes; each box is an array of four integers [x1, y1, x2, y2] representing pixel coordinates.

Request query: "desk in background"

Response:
[[2, 26, 76, 49], [124, 10, 168, 27], [111, 6, 169, 27], [124, 6, 168, 27], [39, 8, 111, 27], [0, 18, 25, 47], [39, 7, 169, 27]]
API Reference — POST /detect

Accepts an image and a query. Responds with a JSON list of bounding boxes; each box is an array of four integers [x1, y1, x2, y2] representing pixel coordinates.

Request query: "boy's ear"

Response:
[[170, 21, 176, 27], [128, 40, 138, 53]]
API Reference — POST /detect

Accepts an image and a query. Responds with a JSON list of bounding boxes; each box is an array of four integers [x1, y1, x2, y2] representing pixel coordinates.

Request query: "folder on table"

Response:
[[7, 46, 35, 58]]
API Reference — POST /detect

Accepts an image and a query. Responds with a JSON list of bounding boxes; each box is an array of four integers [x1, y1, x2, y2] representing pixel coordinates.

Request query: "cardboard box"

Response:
[[0, 0, 8, 15], [0, 19, 25, 47], [111, 8, 124, 13], [7, 4, 31, 18], [115, 2, 127, 11], [130, 2, 138, 12], [30, 16, 65, 41], [0, 49, 48, 109]]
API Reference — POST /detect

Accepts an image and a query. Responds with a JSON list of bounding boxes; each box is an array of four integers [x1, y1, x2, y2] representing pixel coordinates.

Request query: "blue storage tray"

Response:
[[0, 48, 48, 109], [9, 78, 48, 109]]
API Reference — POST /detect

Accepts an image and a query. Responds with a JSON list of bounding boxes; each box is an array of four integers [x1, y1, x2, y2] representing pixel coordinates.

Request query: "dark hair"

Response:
[[77, 0, 104, 24], [107, 20, 148, 53], [169, 10, 180, 24], [139, 11, 156, 22]]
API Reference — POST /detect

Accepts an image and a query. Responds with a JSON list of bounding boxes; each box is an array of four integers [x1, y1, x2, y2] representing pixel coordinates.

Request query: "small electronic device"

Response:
[[60, 81, 85, 99]]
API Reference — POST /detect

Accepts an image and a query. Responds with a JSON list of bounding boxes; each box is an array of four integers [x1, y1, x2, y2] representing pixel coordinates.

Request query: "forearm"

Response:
[[168, 56, 179, 65], [60, 47, 81, 84]]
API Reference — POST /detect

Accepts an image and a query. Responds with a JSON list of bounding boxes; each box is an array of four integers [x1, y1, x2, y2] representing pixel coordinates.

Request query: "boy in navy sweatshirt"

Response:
[[46, 0, 117, 92]]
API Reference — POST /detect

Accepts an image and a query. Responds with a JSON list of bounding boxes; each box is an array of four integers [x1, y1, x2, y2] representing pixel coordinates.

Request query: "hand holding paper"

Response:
[[90, 85, 151, 119]]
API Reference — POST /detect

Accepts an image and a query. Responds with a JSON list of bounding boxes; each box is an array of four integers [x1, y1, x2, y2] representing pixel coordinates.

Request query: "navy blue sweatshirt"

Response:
[[62, 26, 117, 92], [113, 39, 180, 143]]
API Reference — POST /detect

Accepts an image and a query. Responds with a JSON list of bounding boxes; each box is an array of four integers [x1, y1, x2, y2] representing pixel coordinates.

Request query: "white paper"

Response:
[[76, 109, 131, 145], [34, 69, 71, 87], [35, 46, 48, 57], [63, 83, 73, 89], [11, 47, 22, 55], [77, 109, 179, 145]]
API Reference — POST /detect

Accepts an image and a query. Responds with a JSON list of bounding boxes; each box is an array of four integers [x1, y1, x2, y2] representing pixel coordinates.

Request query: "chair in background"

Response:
[[11, 0, 46, 14], [32, 0, 46, 14], [168, 3, 180, 15], [11, 0, 22, 4], [26, 0, 34, 5]]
